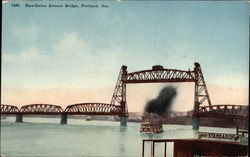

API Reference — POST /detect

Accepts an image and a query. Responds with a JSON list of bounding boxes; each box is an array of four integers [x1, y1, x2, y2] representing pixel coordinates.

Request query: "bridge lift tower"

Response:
[[111, 62, 211, 129]]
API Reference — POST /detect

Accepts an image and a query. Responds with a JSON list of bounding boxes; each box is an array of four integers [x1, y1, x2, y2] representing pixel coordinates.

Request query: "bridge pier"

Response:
[[192, 116, 200, 130], [243, 119, 248, 130], [16, 114, 23, 123], [120, 116, 128, 126], [60, 114, 67, 124]]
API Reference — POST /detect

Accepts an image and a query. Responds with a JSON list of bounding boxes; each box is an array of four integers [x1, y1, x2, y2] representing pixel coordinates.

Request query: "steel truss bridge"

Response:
[[0, 103, 123, 124], [0, 103, 122, 115], [1, 104, 248, 119], [1, 63, 248, 128]]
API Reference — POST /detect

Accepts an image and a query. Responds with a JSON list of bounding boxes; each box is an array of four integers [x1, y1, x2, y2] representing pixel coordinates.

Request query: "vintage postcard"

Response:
[[1, 0, 249, 156]]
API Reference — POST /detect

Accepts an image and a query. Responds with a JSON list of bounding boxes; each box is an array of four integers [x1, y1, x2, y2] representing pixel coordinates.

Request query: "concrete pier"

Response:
[[192, 116, 200, 130], [16, 114, 23, 123], [120, 116, 128, 126], [193, 102, 200, 130], [60, 114, 67, 124], [243, 119, 248, 130]]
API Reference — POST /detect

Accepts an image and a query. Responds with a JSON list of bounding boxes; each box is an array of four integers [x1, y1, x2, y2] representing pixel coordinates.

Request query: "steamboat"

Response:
[[140, 113, 163, 133]]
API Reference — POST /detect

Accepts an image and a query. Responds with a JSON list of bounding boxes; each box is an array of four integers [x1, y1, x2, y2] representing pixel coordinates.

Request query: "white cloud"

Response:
[[3, 31, 248, 89], [4, 32, 90, 66], [53, 32, 89, 55], [211, 73, 249, 89], [2, 0, 11, 4], [9, 23, 41, 38], [3, 47, 48, 63], [3, 32, 113, 88]]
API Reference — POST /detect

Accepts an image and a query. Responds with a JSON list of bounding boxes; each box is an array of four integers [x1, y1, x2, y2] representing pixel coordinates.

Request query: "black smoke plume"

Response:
[[144, 86, 177, 115]]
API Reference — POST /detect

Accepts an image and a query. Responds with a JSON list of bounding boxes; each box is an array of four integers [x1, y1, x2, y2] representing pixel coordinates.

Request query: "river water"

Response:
[[1, 117, 236, 157]]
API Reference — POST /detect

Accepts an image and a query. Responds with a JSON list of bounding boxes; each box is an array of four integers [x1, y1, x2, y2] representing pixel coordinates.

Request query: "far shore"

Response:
[[1, 112, 247, 129]]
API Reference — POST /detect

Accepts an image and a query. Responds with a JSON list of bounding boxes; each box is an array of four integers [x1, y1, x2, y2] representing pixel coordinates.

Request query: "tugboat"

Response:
[[140, 113, 163, 133]]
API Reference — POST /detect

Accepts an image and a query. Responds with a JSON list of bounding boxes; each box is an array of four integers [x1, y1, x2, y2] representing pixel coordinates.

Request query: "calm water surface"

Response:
[[1, 117, 236, 157]]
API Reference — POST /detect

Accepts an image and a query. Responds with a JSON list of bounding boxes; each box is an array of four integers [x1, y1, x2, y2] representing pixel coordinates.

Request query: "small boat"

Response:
[[86, 116, 92, 121]]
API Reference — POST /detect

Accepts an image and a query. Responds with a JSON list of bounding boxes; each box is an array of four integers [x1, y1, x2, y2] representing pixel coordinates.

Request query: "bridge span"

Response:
[[1, 103, 248, 125], [1, 103, 122, 124], [198, 105, 248, 119], [1, 63, 249, 129]]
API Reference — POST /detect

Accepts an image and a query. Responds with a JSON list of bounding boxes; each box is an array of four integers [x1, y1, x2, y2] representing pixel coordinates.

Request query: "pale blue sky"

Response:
[[2, 1, 249, 89]]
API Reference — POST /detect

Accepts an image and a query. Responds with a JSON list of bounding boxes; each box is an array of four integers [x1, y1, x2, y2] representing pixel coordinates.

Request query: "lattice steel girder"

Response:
[[111, 63, 211, 117], [0, 104, 19, 114], [17, 112, 63, 115], [110, 65, 128, 116], [193, 62, 212, 108], [123, 69, 195, 83], [20, 104, 63, 113], [123, 79, 195, 83], [198, 114, 248, 120], [65, 103, 121, 115], [198, 105, 248, 119]]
